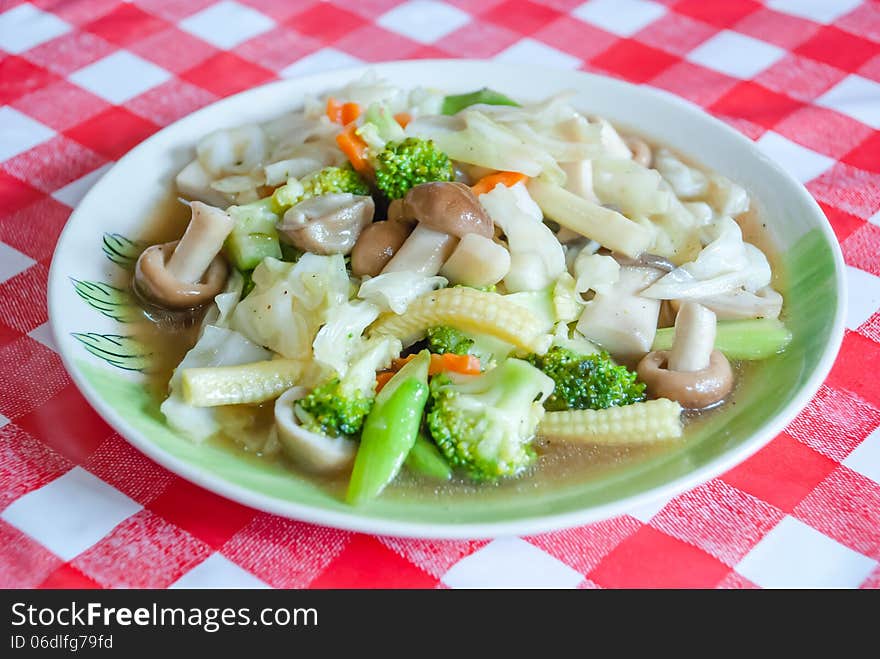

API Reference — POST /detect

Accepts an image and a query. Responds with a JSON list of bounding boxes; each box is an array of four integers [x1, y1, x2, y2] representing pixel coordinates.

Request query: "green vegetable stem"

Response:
[[347, 350, 431, 504]]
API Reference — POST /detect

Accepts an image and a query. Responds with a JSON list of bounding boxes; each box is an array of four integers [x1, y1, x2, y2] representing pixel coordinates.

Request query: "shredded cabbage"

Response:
[[654, 147, 708, 200], [479, 182, 566, 292], [312, 300, 381, 377], [230, 254, 349, 358], [641, 217, 772, 300], [357, 271, 448, 314], [592, 157, 673, 217]]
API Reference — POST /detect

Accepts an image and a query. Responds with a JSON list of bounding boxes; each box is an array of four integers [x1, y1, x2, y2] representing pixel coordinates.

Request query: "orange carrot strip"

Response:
[[394, 112, 411, 128], [326, 97, 343, 124], [391, 353, 481, 376], [341, 102, 361, 125], [470, 171, 529, 196], [336, 123, 371, 175], [375, 371, 395, 393]]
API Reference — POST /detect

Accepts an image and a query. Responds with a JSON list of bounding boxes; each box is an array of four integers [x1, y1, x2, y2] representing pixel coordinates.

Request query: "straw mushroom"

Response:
[[274, 387, 356, 472], [277, 193, 374, 255], [350, 219, 414, 277], [133, 201, 233, 310], [380, 181, 493, 276], [637, 302, 733, 409]]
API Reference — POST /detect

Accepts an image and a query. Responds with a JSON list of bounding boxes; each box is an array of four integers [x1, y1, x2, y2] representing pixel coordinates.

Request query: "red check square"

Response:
[[65, 107, 160, 160], [591, 39, 680, 84], [634, 11, 716, 57], [650, 60, 738, 106], [795, 26, 878, 73], [38, 563, 103, 589], [82, 3, 169, 47], [818, 202, 867, 243], [527, 516, 642, 575], [309, 534, 438, 588], [11, 81, 110, 133], [0, 56, 58, 105], [824, 331, 880, 406], [673, 0, 762, 29], [148, 477, 257, 549], [0, 172, 45, 216], [287, 3, 363, 43], [180, 52, 275, 98], [710, 81, 804, 129], [0, 337, 69, 421], [842, 132, 880, 174], [15, 384, 113, 465], [721, 432, 839, 512], [482, 0, 562, 35], [588, 525, 731, 588]]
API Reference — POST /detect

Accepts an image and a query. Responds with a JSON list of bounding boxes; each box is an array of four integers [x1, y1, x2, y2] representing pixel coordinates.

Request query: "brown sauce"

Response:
[[131, 141, 784, 498]]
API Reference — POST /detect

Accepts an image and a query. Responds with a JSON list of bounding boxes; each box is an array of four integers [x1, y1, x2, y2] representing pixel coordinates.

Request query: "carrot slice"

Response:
[[394, 112, 412, 128], [375, 371, 395, 393], [326, 97, 343, 124], [341, 102, 361, 125], [471, 171, 529, 196], [336, 123, 371, 175], [391, 353, 481, 376]]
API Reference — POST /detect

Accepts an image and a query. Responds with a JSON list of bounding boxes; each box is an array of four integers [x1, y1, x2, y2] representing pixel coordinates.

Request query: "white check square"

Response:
[[816, 75, 880, 130], [573, 0, 667, 37], [0, 242, 36, 284], [180, 0, 276, 49], [69, 51, 171, 105], [755, 131, 835, 184], [170, 553, 271, 589], [441, 537, 584, 588], [377, 0, 471, 45], [0, 107, 56, 162], [843, 426, 880, 483], [494, 38, 582, 70], [735, 516, 876, 588], [686, 30, 785, 79], [766, 0, 862, 25], [0, 3, 71, 54], [280, 48, 363, 79], [843, 266, 880, 331], [1, 467, 142, 561], [51, 164, 113, 209]]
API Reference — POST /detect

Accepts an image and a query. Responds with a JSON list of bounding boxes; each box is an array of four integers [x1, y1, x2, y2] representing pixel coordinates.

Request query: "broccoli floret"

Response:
[[271, 165, 369, 213], [301, 165, 370, 197], [426, 326, 474, 356], [426, 358, 554, 481], [296, 336, 399, 438], [295, 379, 373, 437], [372, 137, 454, 200], [526, 346, 646, 412]]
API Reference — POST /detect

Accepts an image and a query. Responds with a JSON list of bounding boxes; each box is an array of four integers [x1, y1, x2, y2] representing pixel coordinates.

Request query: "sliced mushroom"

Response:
[[351, 219, 413, 277], [637, 302, 733, 409], [133, 201, 233, 310], [274, 387, 356, 473], [277, 193, 374, 255], [381, 181, 493, 275]]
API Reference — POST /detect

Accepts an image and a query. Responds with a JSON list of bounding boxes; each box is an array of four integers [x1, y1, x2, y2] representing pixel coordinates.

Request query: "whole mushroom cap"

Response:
[[637, 349, 733, 409], [401, 181, 493, 239], [133, 240, 228, 310]]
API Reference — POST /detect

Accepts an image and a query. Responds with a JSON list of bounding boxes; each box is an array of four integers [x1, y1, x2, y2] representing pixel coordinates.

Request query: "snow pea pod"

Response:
[[346, 351, 430, 505]]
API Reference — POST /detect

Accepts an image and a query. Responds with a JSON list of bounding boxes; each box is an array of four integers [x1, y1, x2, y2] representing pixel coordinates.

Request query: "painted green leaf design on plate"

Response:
[[71, 333, 151, 372], [71, 279, 141, 323], [102, 233, 144, 270]]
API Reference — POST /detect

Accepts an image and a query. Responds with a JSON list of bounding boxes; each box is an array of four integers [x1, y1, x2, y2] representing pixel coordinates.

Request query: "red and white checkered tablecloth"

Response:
[[1, 0, 879, 590]]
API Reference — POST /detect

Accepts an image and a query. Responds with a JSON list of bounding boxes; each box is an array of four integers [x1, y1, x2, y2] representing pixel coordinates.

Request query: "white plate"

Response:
[[48, 60, 846, 538]]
